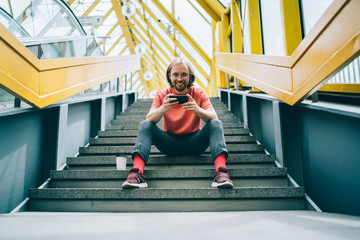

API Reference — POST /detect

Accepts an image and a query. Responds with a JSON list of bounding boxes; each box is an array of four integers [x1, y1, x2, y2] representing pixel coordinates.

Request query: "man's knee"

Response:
[[139, 120, 155, 131], [207, 119, 223, 129]]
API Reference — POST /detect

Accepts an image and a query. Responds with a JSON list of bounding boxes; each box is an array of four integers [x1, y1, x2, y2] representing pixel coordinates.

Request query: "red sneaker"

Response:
[[122, 168, 148, 188], [211, 167, 234, 188]]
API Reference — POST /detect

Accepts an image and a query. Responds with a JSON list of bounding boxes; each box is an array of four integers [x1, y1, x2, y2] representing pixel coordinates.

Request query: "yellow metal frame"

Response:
[[0, 24, 141, 108], [231, 0, 242, 53], [280, 0, 302, 56], [195, 0, 225, 22], [215, 0, 360, 105], [138, 0, 209, 91], [318, 83, 360, 93], [152, 0, 211, 66], [247, 0, 263, 54]]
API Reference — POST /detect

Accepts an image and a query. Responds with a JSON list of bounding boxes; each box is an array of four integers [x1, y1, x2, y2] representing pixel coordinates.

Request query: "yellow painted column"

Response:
[[248, 0, 263, 54], [231, 0, 242, 53], [220, 13, 231, 88], [210, 20, 217, 97], [280, 0, 302, 55]]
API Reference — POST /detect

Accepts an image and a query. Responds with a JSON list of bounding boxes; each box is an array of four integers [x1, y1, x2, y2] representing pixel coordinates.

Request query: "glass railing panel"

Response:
[[1, 0, 85, 38], [259, 0, 284, 56], [327, 55, 360, 84], [22, 36, 102, 59], [0, 7, 30, 37], [86, 37, 102, 57], [0, 88, 14, 103], [300, 0, 333, 36]]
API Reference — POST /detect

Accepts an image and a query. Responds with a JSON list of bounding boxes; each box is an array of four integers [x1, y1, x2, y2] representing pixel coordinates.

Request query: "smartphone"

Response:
[[169, 95, 188, 104]]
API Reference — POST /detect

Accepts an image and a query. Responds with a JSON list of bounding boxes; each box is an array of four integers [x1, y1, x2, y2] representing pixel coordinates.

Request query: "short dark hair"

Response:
[[166, 58, 195, 88]]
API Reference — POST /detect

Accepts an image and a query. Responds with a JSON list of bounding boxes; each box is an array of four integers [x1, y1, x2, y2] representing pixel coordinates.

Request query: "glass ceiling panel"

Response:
[[217, 0, 232, 8], [178, 35, 210, 75], [147, 16, 175, 50], [158, 0, 171, 13], [175, 0, 212, 57], [7, 0, 84, 37]]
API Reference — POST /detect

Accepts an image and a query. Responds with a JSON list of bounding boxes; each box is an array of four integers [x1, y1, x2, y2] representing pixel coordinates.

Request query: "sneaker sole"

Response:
[[211, 181, 234, 188], [122, 182, 148, 189]]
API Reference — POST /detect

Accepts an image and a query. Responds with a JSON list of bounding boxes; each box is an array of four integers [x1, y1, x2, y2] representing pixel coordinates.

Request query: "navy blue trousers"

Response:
[[132, 119, 228, 163]]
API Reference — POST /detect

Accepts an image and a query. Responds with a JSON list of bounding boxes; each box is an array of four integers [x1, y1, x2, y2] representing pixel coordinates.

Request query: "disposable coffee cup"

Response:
[[116, 155, 127, 170]]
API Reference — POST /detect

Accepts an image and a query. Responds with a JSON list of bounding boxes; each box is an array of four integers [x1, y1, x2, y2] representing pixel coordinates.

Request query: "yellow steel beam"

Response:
[[231, 0, 242, 53], [136, 0, 209, 87], [0, 24, 141, 108], [128, 16, 170, 69], [280, 0, 302, 56], [99, 23, 119, 47], [152, 0, 211, 65], [135, 9, 176, 56], [218, 17, 228, 88], [142, 54, 167, 88], [112, 0, 150, 96], [187, 0, 211, 25], [248, 0, 263, 54], [195, 0, 225, 22], [209, 20, 217, 96], [221, 13, 231, 53], [131, 33, 164, 93], [318, 83, 360, 93], [107, 34, 124, 55], [131, 19, 172, 62], [83, 0, 101, 16], [119, 46, 128, 55], [111, 0, 136, 54], [215, 0, 359, 105], [67, 0, 75, 6]]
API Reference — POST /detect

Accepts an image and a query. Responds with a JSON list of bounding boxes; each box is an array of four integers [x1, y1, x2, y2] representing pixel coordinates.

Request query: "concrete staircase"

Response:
[[28, 98, 305, 212]]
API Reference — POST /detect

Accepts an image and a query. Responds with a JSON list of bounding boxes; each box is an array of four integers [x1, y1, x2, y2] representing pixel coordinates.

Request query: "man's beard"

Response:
[[174, 82, 186, 92]]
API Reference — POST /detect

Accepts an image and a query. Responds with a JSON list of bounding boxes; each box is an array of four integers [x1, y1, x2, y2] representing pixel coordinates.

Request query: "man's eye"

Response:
[[181, 73, 188, 78]]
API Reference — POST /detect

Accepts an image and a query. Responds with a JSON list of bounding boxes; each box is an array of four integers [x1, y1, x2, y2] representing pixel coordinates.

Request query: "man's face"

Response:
[[169, 63, 190, 94]]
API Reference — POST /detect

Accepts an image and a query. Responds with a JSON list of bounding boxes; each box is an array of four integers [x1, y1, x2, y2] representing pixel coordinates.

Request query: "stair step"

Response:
[[50, 177, 287, 188], [79, 144, 264, 155], [28, 187, 305, 212], [111, 116, 241, 125], [50, 168, 287, 179], [49, 168, 288, 188], [98, 128, 250, 137], [105, 122, 245, 130], [67, 154, 275, 166], [123, 109, 231, 114], [89, 135, 256, 145]]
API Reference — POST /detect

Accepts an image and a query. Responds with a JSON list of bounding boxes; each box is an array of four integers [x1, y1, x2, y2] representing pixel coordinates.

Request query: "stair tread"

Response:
[[79, 144, 264, 154], [29, 186, 305, 199], [98, 128, 250, 137], [67, 154, 275, 165], [50, 167, 287, 179]]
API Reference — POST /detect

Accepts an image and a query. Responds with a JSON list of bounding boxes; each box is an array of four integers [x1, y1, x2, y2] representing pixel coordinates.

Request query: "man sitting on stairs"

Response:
[[122, 58, 233, 189]]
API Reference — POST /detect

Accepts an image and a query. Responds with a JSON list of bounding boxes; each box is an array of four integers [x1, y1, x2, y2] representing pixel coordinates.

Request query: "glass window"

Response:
[[300, 0, 333, 35], [175, 0, 212, 57], [8, 0, 84, 37], [260, 0, 284, 56], [241, 0, 251, 54]]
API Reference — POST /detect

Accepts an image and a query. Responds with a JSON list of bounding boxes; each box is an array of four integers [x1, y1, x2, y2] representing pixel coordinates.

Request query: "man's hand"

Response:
[[182, 94, 218, 122], [146, 94, 177, 123], [181, 94, 200, 114], [162, 94, 178, 112]]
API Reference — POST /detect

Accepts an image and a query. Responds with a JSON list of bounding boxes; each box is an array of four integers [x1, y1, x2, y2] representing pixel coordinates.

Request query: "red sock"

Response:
[[133, 154, 145, 174], [214, 153, 227, 171]]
